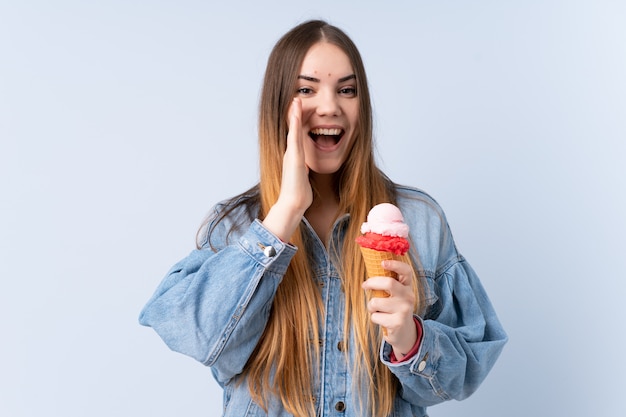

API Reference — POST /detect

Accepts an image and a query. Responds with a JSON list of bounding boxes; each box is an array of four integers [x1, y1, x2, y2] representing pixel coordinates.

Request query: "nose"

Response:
[[315, 89, 341, 117]]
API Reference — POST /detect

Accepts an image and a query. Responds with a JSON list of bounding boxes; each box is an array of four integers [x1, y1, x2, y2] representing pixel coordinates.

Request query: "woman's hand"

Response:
[[362, 259, 418, 359], [262, 98, 313, 242], [279, 98, 313, 214]]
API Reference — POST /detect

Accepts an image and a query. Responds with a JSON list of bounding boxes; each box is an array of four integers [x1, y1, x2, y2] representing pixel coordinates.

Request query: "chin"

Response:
[[310, 169, 340, 177], [306, 161, 345, 176]]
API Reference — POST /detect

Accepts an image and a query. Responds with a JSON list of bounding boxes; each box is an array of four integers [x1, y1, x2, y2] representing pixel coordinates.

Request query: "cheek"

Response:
[[347, 105, 359, 128], [302, 137, 315, 156], [300, 106, 315, 128], [302, 143, 317, 167]]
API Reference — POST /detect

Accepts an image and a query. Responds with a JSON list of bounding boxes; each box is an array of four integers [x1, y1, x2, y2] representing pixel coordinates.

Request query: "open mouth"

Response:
[[308, 128, 344, 148]]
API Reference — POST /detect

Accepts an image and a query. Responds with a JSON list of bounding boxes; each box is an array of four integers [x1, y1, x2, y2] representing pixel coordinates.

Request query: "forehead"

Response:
[[299, 42, 354, 76]]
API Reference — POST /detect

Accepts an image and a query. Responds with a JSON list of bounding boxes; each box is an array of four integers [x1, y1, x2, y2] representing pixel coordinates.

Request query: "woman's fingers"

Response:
[[362, 260, 417, 350], [287, 97, 305, 157], [381, 260, 412, 285], [361, 260, 413, 295]]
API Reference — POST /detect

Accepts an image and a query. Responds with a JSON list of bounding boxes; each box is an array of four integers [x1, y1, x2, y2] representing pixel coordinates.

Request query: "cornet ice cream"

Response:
[[356, 203, 410, 298]]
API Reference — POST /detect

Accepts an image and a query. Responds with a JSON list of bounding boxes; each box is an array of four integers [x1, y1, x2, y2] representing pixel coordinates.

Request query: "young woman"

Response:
[[140, 20, 507, 417]]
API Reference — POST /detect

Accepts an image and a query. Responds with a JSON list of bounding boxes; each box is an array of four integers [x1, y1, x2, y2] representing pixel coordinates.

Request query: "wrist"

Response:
[[391, 317, 422, 362], [262, 202, 305, 242]]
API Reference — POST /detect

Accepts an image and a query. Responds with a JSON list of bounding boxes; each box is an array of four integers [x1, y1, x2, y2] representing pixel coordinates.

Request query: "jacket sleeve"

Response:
[[138, 218, 296, 386], [380, 256, 507, 406]]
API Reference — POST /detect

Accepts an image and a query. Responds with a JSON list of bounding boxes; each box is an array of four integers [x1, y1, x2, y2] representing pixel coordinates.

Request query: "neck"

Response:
[[309, 172, 338, 203], [305, 172, 340, 245]]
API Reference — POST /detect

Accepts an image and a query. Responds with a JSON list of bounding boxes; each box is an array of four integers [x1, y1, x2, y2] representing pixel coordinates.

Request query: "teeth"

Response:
[[310, 128, 342, 136]]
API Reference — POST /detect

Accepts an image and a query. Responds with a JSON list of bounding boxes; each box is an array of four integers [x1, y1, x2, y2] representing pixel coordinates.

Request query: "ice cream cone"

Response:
[[359, 246, 400, 298], [356, 203, 411, 336]]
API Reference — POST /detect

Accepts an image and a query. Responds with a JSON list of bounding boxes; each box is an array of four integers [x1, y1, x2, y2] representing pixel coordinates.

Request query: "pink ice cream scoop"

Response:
[[356, 203, 410, 255], [360, 203, 409, 238]]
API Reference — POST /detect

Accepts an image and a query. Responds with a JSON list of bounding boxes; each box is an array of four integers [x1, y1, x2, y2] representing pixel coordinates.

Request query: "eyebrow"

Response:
[[297, 74, 356, 83]]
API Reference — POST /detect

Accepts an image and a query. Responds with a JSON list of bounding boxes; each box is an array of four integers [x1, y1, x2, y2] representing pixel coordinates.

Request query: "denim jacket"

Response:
[[139, 186, 507, 416]]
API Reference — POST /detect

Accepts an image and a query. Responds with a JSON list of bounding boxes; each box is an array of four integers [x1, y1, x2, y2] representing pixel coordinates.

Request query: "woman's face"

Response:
[[295, 42, 359, 176]]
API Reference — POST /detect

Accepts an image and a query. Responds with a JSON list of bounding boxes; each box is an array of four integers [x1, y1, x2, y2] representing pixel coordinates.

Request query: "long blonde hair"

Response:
[[204, 20, 424, 416]]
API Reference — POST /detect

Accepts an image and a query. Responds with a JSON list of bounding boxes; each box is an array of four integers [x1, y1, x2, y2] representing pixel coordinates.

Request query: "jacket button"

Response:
[[335, 401, 345, 412], [337, 341, 345, 351], [418, 351, 429, 371], [257, 243, 276, 257]]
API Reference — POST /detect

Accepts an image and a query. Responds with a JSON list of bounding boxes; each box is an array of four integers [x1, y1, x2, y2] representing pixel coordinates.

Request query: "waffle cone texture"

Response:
[[359, 246, 404, 298]]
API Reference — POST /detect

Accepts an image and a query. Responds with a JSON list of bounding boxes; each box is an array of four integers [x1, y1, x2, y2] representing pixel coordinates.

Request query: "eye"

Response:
[[339, 87, 357, 97], [297, 87, 314, 95]]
